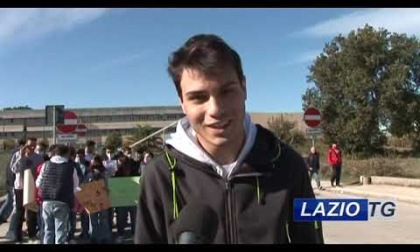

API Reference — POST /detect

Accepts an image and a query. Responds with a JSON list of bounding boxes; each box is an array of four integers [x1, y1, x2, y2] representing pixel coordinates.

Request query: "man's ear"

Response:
[[241, 76, 247, 100]]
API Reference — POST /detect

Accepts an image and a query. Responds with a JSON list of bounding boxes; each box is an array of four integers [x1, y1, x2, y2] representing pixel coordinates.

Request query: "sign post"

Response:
[[303, 107, 322, 148], [45, 105, 65, 144]]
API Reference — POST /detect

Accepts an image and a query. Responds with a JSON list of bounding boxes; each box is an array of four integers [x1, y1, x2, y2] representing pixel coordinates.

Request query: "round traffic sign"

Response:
[[304, 107, 321, 128], [76, 123, 87, 137], [56, 110, 79, 134]]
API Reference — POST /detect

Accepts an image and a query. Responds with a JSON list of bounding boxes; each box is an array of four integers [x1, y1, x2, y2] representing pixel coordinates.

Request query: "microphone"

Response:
[[172, 201, 219, 244]]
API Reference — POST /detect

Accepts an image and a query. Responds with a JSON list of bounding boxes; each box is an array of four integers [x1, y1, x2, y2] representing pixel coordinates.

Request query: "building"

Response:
[[0, 105, 305, 148]]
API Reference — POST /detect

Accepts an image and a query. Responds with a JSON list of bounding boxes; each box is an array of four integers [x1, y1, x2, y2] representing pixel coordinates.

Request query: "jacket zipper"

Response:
[[224, 173, 265, 244], [225, 181, 235, 244]]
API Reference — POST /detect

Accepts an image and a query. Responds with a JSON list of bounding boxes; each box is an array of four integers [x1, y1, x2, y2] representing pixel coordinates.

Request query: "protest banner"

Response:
[[75, 179, 111, 214], [108, 176, 140, 207], [23, 169, 38, 212]]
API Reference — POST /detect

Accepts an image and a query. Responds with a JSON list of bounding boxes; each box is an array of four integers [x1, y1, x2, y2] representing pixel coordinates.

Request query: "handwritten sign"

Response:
[[23, 169, 38, 212], [75, 179, 111, 214], [108, 176, 140, 207]]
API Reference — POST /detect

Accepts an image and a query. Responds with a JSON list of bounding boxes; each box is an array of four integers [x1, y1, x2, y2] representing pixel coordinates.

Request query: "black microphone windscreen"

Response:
[[172, 201, 219, 243]]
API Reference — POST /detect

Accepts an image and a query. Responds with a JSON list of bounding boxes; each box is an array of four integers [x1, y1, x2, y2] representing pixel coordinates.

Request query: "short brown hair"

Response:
[[167, 34, 244, 100]]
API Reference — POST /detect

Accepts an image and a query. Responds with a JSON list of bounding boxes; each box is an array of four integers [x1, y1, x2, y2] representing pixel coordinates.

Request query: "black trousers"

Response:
[[330, 164, 342, 186], [26, 209, 38, 238], [14, 189, 25, 242], [14, 189, 38, 241]]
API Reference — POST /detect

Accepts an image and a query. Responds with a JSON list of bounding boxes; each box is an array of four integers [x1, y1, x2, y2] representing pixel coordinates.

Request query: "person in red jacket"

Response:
[[327, 143, 342, 187]]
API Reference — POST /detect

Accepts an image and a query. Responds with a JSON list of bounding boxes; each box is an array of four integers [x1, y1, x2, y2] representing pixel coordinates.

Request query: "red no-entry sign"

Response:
[[304, 107, 321, 128], [56, 110, 79, 134]]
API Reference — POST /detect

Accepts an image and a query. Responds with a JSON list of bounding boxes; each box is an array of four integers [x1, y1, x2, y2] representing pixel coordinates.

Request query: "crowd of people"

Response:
[[0, 138, 154, 244]]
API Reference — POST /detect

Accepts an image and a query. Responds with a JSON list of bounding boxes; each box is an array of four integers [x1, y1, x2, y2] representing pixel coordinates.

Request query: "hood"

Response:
[[165, 113, 257, 179], [50, 155, 68, 164]]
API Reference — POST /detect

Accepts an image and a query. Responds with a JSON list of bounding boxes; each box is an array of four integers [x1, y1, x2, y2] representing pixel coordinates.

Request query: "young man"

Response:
[[328, 143, 343, 187], [36, 144, 78, 244], [135, 34, 324, 244], [307, 146, 323, 190], [0, 139, 25, 242], [10, 137, 44, 243]]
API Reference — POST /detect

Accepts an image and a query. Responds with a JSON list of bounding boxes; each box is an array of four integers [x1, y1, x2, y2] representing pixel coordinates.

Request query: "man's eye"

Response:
[[190, 95, 207, 102], [222, 88, 235, 95]]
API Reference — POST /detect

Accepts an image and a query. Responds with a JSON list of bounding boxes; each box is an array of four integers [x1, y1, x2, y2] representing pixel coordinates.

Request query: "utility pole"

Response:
[[53, 106, 56, 144]]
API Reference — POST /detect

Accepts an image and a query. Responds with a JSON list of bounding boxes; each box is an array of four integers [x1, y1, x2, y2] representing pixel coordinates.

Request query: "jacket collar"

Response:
[[167, 124, 282, 178]]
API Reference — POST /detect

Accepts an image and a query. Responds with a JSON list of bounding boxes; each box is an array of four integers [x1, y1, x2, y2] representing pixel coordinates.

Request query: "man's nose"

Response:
[[207, 96, 224, 117]]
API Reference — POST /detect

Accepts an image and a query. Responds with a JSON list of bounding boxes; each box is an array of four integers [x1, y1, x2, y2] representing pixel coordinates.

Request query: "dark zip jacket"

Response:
[[135, 125, 324, 244]]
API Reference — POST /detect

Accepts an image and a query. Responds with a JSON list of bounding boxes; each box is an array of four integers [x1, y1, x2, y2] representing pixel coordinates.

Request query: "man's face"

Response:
[[179, 66, 246, 150], [26, 139, 37, 154], [76, 153, 84, 162], [86, 145, 95, 154]]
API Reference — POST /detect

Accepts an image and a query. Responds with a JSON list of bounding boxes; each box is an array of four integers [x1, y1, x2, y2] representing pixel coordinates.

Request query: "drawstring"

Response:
[[314, 220, 320, 230], [256, 143, 281, 205], [271, 143, 281, 163], [256, 177, 260, 202], [165, 151, 179, 220], [256, 177, 264, 205]]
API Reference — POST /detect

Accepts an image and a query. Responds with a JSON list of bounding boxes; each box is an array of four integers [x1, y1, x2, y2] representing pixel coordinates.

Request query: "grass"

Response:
[[0, 151, 9, 195]]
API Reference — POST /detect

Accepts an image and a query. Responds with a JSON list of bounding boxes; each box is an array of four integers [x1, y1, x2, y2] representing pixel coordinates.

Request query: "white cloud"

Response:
[[299, 8, 420, 38], [91, 51, 153, 71], [277, 50, 323, 68], [0, 8, 109, 46]]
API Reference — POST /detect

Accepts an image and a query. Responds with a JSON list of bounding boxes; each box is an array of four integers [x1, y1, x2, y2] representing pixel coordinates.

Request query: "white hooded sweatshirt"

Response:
[[165, 113, 257, 179]]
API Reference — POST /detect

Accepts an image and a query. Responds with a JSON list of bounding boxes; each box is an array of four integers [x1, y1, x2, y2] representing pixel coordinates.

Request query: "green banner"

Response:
[[108, 176, 141, 207]]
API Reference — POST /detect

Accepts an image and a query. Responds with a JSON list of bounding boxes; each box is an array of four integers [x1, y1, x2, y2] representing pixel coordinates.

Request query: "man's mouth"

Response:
[[207, 120, 231, 129]]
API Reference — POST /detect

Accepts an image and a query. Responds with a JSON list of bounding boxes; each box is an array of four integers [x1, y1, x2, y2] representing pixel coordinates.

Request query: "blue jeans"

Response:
[[42, 201, 70, 244], [89, 209, 112, 243], [0, 186, 14, 223], [80, 211, 90, 237], [6, 189, 17, 238], [116, 206, 136, 236], [310, 171, 321, 188], [68, 211, 76, 240], [37, 203, 44, 243]]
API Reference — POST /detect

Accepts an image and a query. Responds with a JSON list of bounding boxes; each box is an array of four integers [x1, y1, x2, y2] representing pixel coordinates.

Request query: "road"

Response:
[[317, 190, 420, 244]]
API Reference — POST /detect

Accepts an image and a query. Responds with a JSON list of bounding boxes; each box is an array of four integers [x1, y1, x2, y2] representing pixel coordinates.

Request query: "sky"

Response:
[[1, 8, 420, 113]]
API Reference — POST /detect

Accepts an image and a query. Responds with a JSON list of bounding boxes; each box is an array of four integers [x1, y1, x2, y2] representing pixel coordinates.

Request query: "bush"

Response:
[[2, 139, 15, 151], [341, 158, 405, 178]]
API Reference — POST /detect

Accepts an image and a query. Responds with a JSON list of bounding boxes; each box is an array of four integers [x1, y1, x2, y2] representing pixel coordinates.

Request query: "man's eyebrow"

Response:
[[185, 90, 207, 97], [184, 80, 238, 97], [223, 80, 238, 87]]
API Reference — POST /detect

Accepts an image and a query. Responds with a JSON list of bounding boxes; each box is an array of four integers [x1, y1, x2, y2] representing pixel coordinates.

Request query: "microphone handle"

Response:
[[178, 232, 206, 244]]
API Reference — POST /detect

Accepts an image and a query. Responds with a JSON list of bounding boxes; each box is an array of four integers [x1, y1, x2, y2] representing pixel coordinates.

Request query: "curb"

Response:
[[370, 176, 420, 188], [322, 186, 420, 205]]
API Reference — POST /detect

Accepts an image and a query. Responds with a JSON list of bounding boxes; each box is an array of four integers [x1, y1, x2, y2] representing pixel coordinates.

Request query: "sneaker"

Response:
[[28, 238, 40, 244]]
